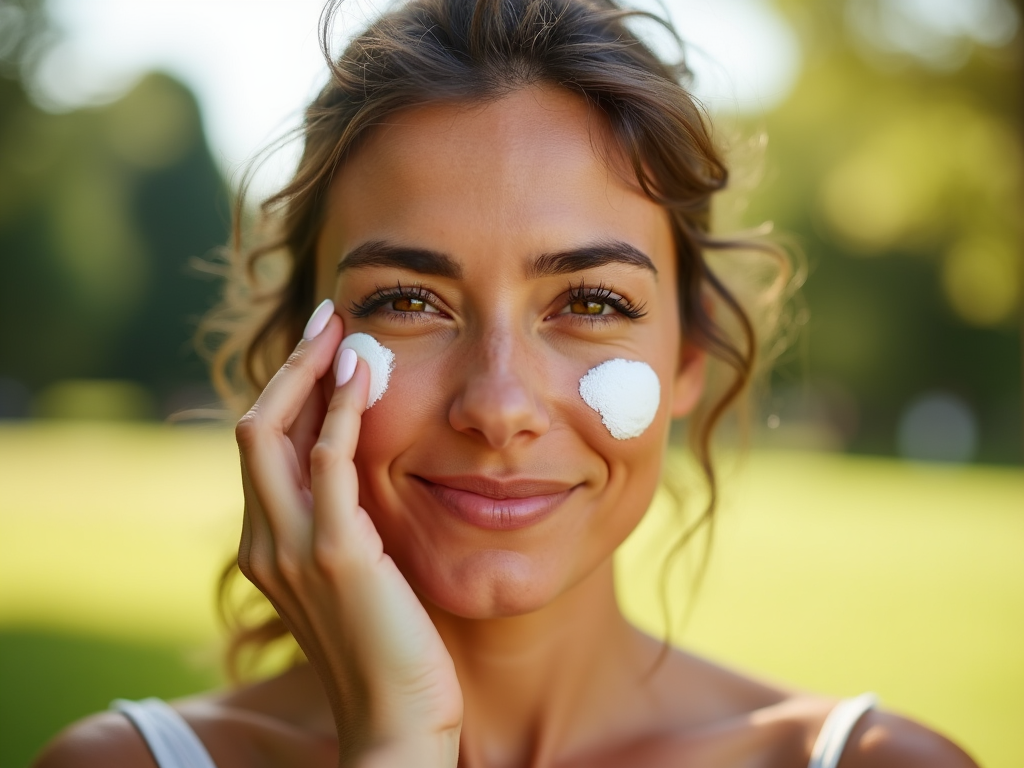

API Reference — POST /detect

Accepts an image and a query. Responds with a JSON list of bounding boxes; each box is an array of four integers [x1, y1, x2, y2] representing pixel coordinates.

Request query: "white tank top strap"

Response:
[[807, 692, 878, 768], [111, 698, 218, 768]]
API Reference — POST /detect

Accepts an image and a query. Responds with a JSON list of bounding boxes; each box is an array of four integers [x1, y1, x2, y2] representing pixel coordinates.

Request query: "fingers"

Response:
[[237, 312, 344, 542], [321, 350, 370, 464], [235, 302, 379, 588], [237, 462, 268, 582], [242, 313, 343, 441], [288, 384, 329, 489], [309, 356, 373, 559]]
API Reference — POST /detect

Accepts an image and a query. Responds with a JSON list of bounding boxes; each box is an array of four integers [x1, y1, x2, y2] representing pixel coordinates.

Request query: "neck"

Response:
[[425, 559, 648, 768]]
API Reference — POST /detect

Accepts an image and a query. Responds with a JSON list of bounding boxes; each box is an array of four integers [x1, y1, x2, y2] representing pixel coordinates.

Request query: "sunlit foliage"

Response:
[[727, 0, 1022, 461]]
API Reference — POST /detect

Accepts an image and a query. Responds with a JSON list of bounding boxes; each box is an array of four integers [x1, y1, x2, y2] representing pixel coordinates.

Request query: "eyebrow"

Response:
[[337, 239, 657, 279], [527, 241, 658, 279], [338, 241, 463, 279]]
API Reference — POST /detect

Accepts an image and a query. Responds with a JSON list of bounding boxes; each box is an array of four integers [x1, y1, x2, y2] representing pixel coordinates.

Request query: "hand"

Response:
[[234, 308, 463, 767]]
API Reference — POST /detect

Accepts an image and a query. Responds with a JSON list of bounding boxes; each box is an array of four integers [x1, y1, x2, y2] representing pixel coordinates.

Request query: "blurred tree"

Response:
[[725, 0, 1023, 462], [0, 0, 229, 418]]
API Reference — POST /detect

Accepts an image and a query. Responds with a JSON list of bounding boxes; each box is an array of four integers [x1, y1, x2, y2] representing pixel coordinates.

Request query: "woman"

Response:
[[38, 0, 978, 765]]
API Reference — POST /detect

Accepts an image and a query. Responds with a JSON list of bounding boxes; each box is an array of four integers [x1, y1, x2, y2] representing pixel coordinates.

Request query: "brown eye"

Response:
[[393, 297, 426, 312], [569, 299, 606, 315]]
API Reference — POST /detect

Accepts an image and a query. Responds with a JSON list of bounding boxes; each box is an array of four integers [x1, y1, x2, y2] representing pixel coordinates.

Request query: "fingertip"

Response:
[[335, 346, 358, 387], [332, 355, 371, 412], [302, 298, 335, 341], [293, 312, 344, 372], [298, 306, 344, 349]]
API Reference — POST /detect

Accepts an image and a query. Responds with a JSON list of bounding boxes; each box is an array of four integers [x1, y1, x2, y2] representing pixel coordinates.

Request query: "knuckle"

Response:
[[312, 537, 343, 578], [234, 410, 261, 448], [282, 344, 309, 368], [239, 548, 269, 585], [308, 441, 339, 475], [313, 532, 368, 581], [237, 549, 253, 580], [274, 549, 305, 584], [278, 350, 317, 388]]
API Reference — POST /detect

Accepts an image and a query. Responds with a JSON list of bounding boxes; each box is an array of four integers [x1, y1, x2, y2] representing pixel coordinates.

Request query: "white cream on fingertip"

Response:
[[579, 358, 660, 439], [340, 333, 395, 408]]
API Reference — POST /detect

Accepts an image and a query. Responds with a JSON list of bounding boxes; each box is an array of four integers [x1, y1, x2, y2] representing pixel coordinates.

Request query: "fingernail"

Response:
[[334, 347, 357, 388], [302, 299, 334, 341]]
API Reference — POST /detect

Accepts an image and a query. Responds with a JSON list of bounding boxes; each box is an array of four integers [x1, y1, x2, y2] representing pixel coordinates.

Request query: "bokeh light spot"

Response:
[[941, 237, 1019, 327], [820, 104, 1022, 256], [846, 0, 1020, 70], [821, 153, 913, 252], [897, 391, 978, 463]]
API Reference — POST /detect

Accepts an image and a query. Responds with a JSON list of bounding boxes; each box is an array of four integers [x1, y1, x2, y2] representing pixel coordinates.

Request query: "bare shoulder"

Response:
[[839, 709, 980, 768], [32, 669, 336, 768], [33, 711, 157, 768], [640, 641, 979, 768]]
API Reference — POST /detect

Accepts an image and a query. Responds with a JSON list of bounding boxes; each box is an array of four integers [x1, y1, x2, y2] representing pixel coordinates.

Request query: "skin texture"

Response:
[[320, 87, 691, 624], [34, 87, 979, 768]]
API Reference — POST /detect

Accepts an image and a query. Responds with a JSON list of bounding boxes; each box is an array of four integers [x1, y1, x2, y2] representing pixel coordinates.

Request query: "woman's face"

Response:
[[315, 86, 703, 619]]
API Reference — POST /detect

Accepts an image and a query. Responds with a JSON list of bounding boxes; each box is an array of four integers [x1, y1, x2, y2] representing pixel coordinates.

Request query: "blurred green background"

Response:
[[0, 0, 1022, 766]]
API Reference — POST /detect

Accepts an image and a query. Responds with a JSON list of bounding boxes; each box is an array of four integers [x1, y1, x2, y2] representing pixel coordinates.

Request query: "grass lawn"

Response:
[[1, 422, 1021, 767]]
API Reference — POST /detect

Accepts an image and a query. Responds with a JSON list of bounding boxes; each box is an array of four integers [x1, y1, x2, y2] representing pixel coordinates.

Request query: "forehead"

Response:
[[318, 85, 673, 280]]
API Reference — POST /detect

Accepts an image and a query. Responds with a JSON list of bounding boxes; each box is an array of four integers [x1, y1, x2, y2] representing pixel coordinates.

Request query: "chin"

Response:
[[402, 545, 571, 619]]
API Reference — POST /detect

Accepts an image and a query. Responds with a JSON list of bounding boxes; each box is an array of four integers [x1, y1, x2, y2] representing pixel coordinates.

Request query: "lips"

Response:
[[412, 475, 578, 531]]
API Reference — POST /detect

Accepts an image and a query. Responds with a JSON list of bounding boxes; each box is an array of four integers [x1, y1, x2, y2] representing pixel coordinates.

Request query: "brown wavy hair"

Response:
[[203, 0, 793, 681]]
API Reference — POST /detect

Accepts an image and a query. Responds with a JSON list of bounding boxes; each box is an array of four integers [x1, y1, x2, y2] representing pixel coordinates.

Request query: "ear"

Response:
[[670, 338, 706, 418]]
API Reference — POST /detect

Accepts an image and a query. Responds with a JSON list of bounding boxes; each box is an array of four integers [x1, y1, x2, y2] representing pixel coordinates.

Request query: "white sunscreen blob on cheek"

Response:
[[340, 332, 395, 409], [578, 359, 661, 440]]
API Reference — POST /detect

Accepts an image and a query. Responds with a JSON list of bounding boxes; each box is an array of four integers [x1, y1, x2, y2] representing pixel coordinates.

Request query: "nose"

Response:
[[448, 330, 550, 449]]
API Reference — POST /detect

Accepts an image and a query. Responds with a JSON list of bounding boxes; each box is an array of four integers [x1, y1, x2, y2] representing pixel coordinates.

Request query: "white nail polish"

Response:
[[335, 347, 358, 387], [302, 299, 334, 340]]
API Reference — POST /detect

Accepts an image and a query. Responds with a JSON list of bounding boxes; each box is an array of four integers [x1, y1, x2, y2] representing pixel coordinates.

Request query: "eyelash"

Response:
[[563, 280, 647, 322], [346, 280, 647, 324], [347, 283, 444, 320]]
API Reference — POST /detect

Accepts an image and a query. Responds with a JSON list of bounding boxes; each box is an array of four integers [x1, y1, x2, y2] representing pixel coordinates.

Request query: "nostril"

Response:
[[448, 370, 550, 447]]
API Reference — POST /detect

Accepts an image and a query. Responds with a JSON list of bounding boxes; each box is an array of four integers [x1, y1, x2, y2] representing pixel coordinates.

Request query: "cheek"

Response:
[[575, 382, 668, 523], [570, 356, 672, 539], [351, 342, 467, 547], [349, 345, 670, 617], [353, 349, 449, 474]]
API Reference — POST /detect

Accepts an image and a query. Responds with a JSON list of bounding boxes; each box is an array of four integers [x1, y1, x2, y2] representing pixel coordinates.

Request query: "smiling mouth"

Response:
[[412, 475, 578, 531]]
